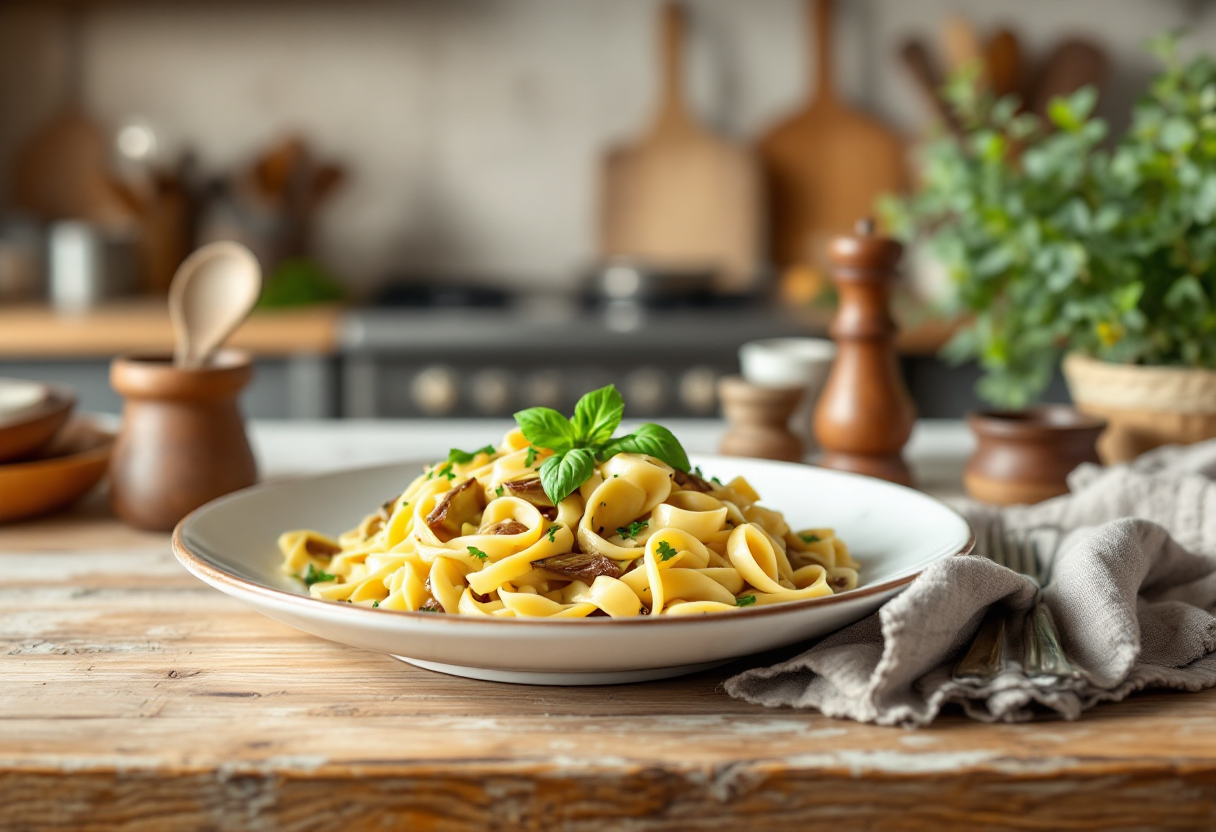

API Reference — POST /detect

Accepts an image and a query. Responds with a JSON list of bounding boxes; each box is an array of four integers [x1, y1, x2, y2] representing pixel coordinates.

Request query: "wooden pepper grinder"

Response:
[[813, 218, 916, 485]]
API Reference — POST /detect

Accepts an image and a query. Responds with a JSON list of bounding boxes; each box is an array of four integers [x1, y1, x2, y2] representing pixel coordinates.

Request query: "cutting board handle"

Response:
[[809, 0, 835, 104], [653, 2, 692, 134]]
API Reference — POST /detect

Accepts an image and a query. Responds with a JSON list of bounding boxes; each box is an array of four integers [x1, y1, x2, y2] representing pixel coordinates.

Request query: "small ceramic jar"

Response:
[[109, 351, 258, 531], [964, 406, 1106, 506], [717, 375, 804, 463]]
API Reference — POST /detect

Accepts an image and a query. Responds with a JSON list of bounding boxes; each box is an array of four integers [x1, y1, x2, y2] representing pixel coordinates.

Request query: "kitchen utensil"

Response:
[[814, 219, 916, 486], [13, 12, 132, 225], [986, 29, 1023, 99], [1029, 39, 1108, 119], [173, 453, 972, 685], [0, 381, 74, 463], [940, 16, 985, 76], [953, 517, 1080, 688], [0, 417, 113, 523], [899, 39, 962, 135], [109, 350, 258, 531], [48, 221, 139, 313], [168, 241, 262, 368], [964, 406, 1105, 506], [717, 377, 804, 462], [600, 2, 762, 294], [757, 0, 907, 281]]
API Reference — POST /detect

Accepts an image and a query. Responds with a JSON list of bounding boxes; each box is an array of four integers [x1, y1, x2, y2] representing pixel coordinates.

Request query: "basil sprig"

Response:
[[513, 385, 690, 504]]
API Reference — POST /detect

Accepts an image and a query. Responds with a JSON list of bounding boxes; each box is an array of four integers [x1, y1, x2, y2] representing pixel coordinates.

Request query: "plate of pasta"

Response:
[[174, 387, 972, 685]]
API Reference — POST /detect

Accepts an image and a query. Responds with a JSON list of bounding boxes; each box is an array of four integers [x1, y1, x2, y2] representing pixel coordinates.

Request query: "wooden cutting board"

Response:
[[600, 3, 761, 294], [757, 0, 906, 295]]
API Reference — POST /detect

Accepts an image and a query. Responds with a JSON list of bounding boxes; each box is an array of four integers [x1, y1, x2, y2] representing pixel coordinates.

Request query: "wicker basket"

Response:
[[1062, 353, 1216, 463]]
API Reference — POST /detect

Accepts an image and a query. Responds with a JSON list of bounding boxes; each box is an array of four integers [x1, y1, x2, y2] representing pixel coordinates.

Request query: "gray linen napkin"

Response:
[[724, 439, 1216, 725]]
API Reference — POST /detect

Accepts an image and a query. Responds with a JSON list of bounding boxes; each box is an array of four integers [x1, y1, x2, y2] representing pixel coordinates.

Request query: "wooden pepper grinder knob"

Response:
[[813, 218, 916, 486]]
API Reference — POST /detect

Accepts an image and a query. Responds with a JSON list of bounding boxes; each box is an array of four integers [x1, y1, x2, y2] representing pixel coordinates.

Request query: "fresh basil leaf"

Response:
[[513, 407, 577, 452], [448, 444, 495, 464], [599, 423, 689, 471], [538, 447, 596, 504], [571, 384, 625, 445]]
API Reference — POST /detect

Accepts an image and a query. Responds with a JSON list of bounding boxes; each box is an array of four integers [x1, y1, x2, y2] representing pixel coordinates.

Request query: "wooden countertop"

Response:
[[13, 422, 1210, 831], [0, 300, 344, 359]]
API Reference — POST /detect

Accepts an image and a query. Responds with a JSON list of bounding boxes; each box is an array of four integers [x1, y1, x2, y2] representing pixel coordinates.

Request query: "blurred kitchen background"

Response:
[[1, 0, 1212, 420]]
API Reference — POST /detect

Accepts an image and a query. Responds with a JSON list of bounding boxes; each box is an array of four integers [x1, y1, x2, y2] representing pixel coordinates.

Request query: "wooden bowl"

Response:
[[0, 381, 76, 463], [964, 406, 1106, 506], [0, 417, 114, 523]]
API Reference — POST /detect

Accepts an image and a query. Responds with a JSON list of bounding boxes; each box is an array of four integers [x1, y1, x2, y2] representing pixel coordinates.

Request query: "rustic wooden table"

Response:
[[4, 421, 1215, 831]]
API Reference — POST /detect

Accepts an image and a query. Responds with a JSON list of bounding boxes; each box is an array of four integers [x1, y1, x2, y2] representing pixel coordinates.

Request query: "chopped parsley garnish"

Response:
[[448, 444, 496, 464], [467, 546, 488, 561], [546, 524, 560, 543], [441, 465, 456, 481], [616, 519, 648, 540], [372, 600, 380, 608], [736, 595, 756, 607], [694, 466, 704, 478], [524, 446, 539, 467], [711, 476, 723, 486], [417, 606, 440, 613], [613, 473, 619, 478], [799, 533, 821, 544], [495, 485, 505, 497], [656, 540, 678, 561], [303, 564, 337, 586]]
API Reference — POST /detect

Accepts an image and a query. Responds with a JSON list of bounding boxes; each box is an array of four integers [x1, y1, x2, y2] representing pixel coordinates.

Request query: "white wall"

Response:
[[1, 0, 1213, 294]]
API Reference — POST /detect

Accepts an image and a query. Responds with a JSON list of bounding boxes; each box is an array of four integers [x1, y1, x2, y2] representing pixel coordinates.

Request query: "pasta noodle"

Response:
[[279, 428, 858, 618]]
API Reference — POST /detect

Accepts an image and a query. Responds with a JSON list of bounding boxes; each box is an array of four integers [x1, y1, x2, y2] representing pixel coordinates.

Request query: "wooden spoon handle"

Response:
[[810, 0, 834, 101], [655, 2, 690, 132]]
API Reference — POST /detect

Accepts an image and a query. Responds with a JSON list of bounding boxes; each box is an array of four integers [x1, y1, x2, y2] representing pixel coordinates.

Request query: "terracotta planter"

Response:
[[109, 351, 258, 531], [964, 406, 1106, 506], [1062, 353, 1216, 463]]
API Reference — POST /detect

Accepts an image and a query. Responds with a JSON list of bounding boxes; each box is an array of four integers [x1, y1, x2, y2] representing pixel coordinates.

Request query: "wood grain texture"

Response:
[[0, 300, 341, 359], [5, 508, 1216, 830]]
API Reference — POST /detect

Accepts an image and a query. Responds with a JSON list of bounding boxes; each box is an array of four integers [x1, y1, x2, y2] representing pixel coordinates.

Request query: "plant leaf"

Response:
[[513, 407, 577, 452], [600, 423, 689, 471], [571, 385, 625, 445], [538, 448, 597, 504]]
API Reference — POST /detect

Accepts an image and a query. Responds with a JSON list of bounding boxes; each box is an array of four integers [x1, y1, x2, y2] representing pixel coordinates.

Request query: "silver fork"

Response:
[[953, 517, 1079, 687]]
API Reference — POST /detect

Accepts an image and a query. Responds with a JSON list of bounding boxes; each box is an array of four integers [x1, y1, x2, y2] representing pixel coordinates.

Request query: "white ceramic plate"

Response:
[[174, 455, 973, 685]]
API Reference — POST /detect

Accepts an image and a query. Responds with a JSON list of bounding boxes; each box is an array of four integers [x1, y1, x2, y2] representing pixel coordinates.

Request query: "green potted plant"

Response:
[[882, 34, 1216, 461]]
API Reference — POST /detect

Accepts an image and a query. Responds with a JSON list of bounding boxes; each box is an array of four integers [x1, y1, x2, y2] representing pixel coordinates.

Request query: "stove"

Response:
[[340, 297, 819, 419]]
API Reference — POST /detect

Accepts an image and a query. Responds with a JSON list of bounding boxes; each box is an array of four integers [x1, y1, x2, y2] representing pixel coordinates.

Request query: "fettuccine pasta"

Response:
[[279, 428, 857, 618]]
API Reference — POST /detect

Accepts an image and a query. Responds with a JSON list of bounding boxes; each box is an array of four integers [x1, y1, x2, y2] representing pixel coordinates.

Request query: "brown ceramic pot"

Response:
[[109, 351, 258, 531], [717, 376, 804, 463], [964, 406, 1106, 506]]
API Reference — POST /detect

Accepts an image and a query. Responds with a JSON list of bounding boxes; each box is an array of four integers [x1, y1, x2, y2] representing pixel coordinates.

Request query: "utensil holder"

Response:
[[109, 351, 257, 531]]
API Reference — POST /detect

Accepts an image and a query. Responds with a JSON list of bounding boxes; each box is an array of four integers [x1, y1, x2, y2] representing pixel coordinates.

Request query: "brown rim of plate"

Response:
[[172, 505, 976, 628]]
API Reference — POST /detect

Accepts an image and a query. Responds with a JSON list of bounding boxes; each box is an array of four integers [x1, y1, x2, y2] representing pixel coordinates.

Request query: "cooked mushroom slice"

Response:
[[419, 596, 444, 613], [481, 519, 529, 536], [534, 551, 624, 582], [501, 477, 554, 507], [425, 478, 487, 542], [303, 535, 342, 557], [537, 506, 559, 521], [673, 469, 713, 492]]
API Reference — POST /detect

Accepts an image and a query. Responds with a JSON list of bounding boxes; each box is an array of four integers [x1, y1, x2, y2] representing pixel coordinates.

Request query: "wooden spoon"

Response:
[[168, 241, 262, 368]]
